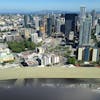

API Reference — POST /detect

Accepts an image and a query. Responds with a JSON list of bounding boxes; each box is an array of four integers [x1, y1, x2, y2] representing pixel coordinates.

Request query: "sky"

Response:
[[0, 0, 100, 13]]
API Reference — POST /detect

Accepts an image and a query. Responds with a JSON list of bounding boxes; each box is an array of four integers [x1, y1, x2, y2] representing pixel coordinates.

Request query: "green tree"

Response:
[[30, 42, 36, 50], [7, 40, 37, 53], [68, 57, 76, 65], [8, 41, 25, 53]]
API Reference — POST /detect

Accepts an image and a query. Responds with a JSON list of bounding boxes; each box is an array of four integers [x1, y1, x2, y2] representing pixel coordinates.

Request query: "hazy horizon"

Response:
[[0, 0, 100, 13]]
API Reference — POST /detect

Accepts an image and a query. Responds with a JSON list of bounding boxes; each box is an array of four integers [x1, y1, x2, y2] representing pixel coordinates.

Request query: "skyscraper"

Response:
[[50, 13, 56, 26], [65, 14, 78, 37], [24, 15, 30, 28], [98, 18, 100, 25], [34, 16, 40, 31], [61, 24, 65, 34], [80, 6, 86, 20], [78, 7, 99, 63], [55, 18, 61, 33], [91, 10, 96, 28], [79, 16, 92, 46], [47, 18, 52, 36], [96, 24, 100, 35], [79, 7, 92, 46]]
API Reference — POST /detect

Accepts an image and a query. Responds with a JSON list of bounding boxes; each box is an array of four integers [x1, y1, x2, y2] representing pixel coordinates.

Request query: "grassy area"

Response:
[[0, 67, 100, 80]]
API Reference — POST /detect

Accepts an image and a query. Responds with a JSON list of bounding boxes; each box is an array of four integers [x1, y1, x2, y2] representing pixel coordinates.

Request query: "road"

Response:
[[0, 67, 100, 80]]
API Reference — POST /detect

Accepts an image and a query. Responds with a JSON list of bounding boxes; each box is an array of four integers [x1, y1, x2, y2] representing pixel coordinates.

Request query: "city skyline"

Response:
[[0, 0, 100, 13]]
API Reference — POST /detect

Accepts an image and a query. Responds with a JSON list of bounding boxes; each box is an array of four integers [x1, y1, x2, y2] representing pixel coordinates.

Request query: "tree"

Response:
[[30, 42, 36, 50], [67, 57, 76, 65], [8, 41, 25, 53], [24, 40, 31, 49], [7, 40, 37, 53]]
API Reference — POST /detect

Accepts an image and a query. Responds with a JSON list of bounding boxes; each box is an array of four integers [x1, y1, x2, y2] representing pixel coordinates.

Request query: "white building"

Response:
[[95, 24, 100, 41], [42, 54, 52, 66], [42, 54, 60, 66], [34, 17, 40, 30], [78, 47, 99, 62], [78, 47, 84, 61], [0, 43, 8, 49], [51, 54, 60, 64], [31, 33, 42, 44], [92, 48, 99, 62], [0, 48, 14, 63], [96, 24, 100, 35], [36, 47, 45, 54], [31, 33, 38, 43], [56, 19, 61, 33], [69, 31, 74, 41]]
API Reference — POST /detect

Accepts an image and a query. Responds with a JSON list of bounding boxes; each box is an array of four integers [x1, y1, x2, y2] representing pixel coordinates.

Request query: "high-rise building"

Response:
[[80, 6, 86, 20], [78, 47, 99, 62], [83, 46, 90, 61], [24, 15, 30, 28], [91, 10, 96, 28], [78, 47, 83, 61], [96, 24, 100, 35], [79, 16, 92, 46], [47, 18, 52, 36], [39, 20, 44, 27], [65, 14, 78, 37], [61, 24, 65, 34], [98, 18, 100, 25], [92, 48, 99, 62], [51, 14, 56, 26], [95, 23, 100, 41], [78, 7, 99, 63], [55, 18, 61, 33], [34, 17, 40, 30]]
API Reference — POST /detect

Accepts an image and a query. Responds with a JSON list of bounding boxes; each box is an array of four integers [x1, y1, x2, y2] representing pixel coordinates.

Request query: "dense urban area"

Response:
[[0, 6, 100, 69]]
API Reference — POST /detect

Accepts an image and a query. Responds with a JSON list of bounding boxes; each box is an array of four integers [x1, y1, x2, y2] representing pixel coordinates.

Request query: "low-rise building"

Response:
[[5, 32, 22, 42], [42, 54, 60, 66], [42, 54, 52, 66], [36, 47, 45, 54], [51, 54, 60, 64], [0, 48, 14, 63]]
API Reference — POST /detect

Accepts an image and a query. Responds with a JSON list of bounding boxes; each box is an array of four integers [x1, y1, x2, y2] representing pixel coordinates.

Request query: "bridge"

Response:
[[0, 67, 100, 80]]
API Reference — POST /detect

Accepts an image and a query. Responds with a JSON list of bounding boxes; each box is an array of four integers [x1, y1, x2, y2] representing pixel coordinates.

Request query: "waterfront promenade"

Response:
[[0, 67, 100, 80]]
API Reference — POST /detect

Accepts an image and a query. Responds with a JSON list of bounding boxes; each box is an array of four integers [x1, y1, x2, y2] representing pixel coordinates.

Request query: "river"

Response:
[[0, 79, 99, 100]]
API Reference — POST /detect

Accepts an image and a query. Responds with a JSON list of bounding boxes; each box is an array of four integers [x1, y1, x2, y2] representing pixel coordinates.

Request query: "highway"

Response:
[[0, 67, 100, 80]]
